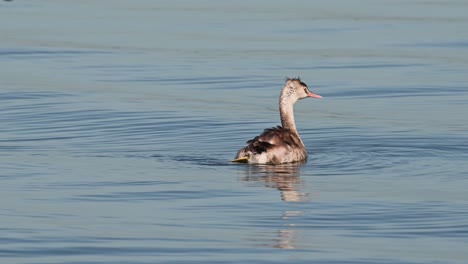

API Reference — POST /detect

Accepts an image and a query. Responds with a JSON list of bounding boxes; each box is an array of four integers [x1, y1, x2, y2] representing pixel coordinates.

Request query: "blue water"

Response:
[[1, 1, 468, 264]]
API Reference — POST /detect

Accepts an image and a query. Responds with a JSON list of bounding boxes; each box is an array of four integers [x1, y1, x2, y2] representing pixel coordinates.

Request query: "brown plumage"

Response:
[[233, 78, 322, 164]]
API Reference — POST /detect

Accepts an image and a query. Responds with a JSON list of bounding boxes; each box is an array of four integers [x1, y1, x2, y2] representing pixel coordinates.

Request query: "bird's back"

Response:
[[234, 126, 307, 164]]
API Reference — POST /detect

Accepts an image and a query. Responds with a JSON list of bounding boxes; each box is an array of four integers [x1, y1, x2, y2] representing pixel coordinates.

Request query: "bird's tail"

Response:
[[231, 156, 249, 163]]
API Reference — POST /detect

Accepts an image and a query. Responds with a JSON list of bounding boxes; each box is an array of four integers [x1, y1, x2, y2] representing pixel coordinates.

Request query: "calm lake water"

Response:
[[1, 1, 468, 263]]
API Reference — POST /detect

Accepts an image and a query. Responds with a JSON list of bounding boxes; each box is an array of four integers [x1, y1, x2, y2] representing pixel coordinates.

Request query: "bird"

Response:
[[232, 77, 322, 164]]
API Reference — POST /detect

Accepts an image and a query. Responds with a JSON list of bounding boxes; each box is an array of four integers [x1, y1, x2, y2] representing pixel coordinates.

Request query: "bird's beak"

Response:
[[307, 91, 323, 99]]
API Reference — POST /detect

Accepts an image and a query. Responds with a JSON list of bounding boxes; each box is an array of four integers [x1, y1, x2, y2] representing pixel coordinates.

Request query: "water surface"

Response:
[[1, 1, 468, 264]]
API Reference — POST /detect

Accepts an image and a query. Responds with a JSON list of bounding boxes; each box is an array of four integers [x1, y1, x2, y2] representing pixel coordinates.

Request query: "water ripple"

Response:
[[305, 127, 468, 177], [305, 201, 468, 239], [0, 48, 110, 58]]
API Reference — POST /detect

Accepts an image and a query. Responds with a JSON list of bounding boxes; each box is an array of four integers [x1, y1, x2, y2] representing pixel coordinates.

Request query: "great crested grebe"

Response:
[[233, 78, 322, 164]]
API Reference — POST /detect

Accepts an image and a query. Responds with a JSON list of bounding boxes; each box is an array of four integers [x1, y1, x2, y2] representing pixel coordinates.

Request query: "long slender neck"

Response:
[[279, 97, 297, 132], [280, 95, 306, 150]]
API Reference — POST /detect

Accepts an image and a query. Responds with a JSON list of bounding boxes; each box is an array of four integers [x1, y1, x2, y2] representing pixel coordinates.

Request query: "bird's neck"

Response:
[[280, 98, 306, 150], [279, 98, 297, 133]]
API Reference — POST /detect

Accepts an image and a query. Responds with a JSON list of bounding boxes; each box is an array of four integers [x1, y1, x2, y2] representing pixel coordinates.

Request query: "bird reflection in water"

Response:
[[240, 161, 309, 202], [271, 210, 306, 249], [238, 161, 314, 250]]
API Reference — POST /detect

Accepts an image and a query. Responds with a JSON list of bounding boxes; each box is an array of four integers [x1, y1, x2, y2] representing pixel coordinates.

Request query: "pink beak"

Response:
[[307, 91, 323, 99]]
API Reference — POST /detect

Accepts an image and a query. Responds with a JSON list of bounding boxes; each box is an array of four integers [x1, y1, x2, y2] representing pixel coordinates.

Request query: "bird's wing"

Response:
[[245, 126, 301, 154]]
